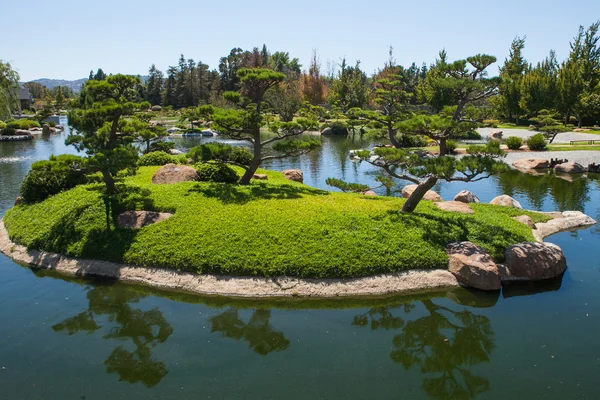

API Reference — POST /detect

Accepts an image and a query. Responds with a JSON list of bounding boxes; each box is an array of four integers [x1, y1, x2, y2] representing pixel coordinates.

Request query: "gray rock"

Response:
[[513, 158, 549, 169], [554, 162, 586, 174], [401, 185, 443, 202], [117, 210, 173, 229], [490, 195, 522, 209], [283, 169, 303, 183], [152, 164, 198, 184], [504, 242, 566, 280], [435, 201, 474, 214], [446, 242, 501, 290], [453, 190, 480, 203]]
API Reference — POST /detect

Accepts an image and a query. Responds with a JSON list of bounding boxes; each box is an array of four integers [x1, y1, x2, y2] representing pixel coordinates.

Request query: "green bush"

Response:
[[195, 162, 239, 183], [465, 130, 482, 140], [137, 151, 174, 166], [396, 134, 428, 148], [526, 133, 547, 151], [323, 121, 349, 135], [187, 143, 252, 165], [148, 141, 175, 154], [6, 119, 41, 130], [175, 123, 187, 130], [20, 155, 88, 203], [0, 121, 6, 130], [505, 136, 523, 150], [446, 140, 458, 154], [482, 119, 500, 128]]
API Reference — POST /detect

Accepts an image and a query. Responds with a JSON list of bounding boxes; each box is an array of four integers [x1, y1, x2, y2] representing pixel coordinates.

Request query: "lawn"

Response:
[[3, 167, 549, 279]]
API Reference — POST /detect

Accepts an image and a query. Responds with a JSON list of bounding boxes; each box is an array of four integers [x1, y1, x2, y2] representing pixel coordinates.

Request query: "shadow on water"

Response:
[[52, 282, 173, 388], [354, 299, 494, 400], [186, 181, 329, 204]]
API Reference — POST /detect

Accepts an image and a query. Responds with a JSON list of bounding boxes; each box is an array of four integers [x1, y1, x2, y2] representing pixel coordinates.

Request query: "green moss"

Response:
[[3, 167, 549, 279]]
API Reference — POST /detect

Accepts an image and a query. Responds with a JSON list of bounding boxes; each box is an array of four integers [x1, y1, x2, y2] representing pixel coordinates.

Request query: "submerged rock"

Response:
[[152, 163, 198, 184], [490, 195, 522, 209], [453, 190, 480, 203], [283, 169, 303, 183], [401, 185, 442, 202], [446, 242, 501, 291], [504, 242, 566, 281], [117, 210, 173, 229]]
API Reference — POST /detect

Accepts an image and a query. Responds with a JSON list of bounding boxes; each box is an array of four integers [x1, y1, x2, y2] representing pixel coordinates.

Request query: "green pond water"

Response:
[[1, 124, 600, 399]]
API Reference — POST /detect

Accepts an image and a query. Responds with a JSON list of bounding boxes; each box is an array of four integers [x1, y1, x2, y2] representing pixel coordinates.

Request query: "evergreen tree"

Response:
[[145, 64, 164, 106], [163, 66, 177, 107], [498, 37, 527, 123]]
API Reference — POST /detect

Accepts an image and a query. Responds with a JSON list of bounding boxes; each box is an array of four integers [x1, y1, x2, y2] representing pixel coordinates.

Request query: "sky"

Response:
[[2, 0, 599, 82]]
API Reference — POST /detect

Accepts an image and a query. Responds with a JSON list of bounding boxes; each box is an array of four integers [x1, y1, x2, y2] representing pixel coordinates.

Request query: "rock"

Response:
[[363, 190, 377, 196], [117, 210, 173, 229], [29, 127, 42, 132], [55, 125, 64, 131], [504, 242, 567, 280], [435, 201, 474, 214], [152, 163, 198, 184], [554, 162, 585, 174], [14, 196, 24, 206], [15, 129, 32, 136], [253, 174, 268, 180], [446, 242, 501, 291], [283, 169, 303, 183], [490, 195, 522, 209], [168, 149, 184, 155], [534, 211, 597, 242], [151, 105, 162, 112], [489, 130, 503, 140], [401, 185, 443, 202], [513, 215, 536, 229], [42, 124, 56, 134], [513, 158, 550, 170], [529, 124, 537, 129], [321, 127, 333, 135], [573, 128, 591, 132], [453, 190, 480, 203]]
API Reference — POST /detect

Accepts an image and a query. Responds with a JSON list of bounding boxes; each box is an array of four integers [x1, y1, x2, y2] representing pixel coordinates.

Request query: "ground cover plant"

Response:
[[4, 167, 550, 279]]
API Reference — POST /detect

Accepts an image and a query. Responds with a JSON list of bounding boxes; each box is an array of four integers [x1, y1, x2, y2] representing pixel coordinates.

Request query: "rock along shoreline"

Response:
[[0, 209, 596, 298]]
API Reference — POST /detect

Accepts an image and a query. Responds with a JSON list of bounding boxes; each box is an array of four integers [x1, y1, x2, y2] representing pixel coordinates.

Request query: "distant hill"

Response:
[[27, 78, 88, 92], [25, 76, 148, 93]]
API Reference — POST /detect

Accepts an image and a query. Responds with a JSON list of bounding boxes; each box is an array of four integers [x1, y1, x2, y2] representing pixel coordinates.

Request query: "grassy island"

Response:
[[3, 167, 550, 279]]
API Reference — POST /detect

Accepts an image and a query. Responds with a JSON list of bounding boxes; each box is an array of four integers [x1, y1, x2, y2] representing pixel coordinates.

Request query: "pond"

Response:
[[1, 126, 600, 399]]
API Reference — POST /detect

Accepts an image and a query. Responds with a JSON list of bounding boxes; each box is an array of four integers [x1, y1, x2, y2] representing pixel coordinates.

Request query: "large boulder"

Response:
[[42, 124, 56, 134], [513, 158, 550, 170], [504, 242, 567, 280], [152, 163, 198, 184], [446, 242, 501, 291], [401, 185, 442, 202], [117, 210, 173, 229], [363, 190, 377, 196], [435, 201, 474, 214], [554, 162, 585, 174], [490, 195, 522, 209], [453, 190, 480, 203], [283, 169, 303, 183]]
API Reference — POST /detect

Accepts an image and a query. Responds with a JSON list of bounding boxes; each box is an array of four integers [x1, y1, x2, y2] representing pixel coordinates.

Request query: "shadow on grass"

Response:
[[187, 182, 329, 204]]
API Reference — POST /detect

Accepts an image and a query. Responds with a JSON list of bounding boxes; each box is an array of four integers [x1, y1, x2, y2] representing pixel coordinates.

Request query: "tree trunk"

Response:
[[438, 138, 448, 156], [101, 170, 116, 196], [401, 176, 438, 213], [515, 114, 519, 125], [388, 125, 400, 148]]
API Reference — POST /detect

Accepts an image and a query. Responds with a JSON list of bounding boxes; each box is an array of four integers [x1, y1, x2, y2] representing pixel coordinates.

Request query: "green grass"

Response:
[[548, 144, 600, 151], [3, 167, 550, 279], [497, 124, 532, 130]]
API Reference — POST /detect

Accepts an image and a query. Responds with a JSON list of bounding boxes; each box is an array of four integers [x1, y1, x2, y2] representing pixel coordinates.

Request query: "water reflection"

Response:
[[355, 300, 494, 400], [210, 308, 290, 355], [52, 283, 173, 387]]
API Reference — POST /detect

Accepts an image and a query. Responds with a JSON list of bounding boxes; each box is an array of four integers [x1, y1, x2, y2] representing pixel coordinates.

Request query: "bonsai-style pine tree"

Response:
[[202, 68, 321, 184], [67, 74, 149, 195]]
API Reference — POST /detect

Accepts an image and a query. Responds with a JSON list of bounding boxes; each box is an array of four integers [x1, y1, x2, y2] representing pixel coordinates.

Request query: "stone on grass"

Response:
[[513, 158, 549, 170], [513, 215, 536, 229], [168, 149, 184, 155], [446, 242, 501, 291], [363, 190, 377, 196], [401, 185, 442, 202], [504, 242, 566, 280], [253, 174, 268, 180], [152, 163, 198, 184], [490, 195, 522, 209], [117, 210, 173, 229], [283, 169, 303, 183], [554, 162, 585, 174], [435, 201, 474, 214], [453, 190, 480, 203]]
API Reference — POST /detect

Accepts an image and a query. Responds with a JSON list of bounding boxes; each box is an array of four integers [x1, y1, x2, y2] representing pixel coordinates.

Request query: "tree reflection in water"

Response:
[[210, 308, 290, 355], [52, 284, 173, 388], [355, 299, 494, 400]]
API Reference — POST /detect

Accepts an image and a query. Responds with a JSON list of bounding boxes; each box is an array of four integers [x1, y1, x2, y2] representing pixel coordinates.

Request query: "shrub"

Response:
[[0, 121, 6, 130], [195, 162, 239, 183], [47, 121, 57, 127], [175, 123, 187, 130], [2, 127, 16, 135], [396, 134, 428, 148], [482, 119, 500, 128], [505, 136, 523, 150], [20, 155, 88, 203], [137, 151, 173, 166], [323, 121, 349, 135], [446, 140, 458, 154], [526, 133, 547, 151], [187, 143, 252, 165], [148, 141, 175, 153], [6, 119, 41, 130]]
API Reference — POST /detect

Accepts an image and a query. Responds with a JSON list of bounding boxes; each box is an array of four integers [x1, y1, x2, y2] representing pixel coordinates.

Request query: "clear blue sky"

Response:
[[2, 0, 599, 81]]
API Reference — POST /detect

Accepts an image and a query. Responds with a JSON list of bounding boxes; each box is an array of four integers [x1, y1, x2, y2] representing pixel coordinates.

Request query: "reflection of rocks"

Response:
[[453, 190, 480, 203], [501, 276, 563, 298], [52, 285, 173, 388], [210, 308, 290, 355], [504, 242, 566, 281], [447, 287, 499, 308], [447, 242, 501, 291], [490, 194, 522, 209], [402, 185, 442, 201]]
